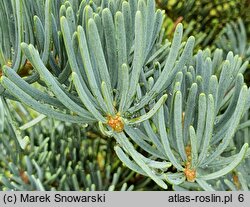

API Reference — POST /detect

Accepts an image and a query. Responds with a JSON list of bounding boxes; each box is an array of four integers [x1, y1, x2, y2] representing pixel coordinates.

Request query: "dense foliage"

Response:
[[1, 0, 250, 191]]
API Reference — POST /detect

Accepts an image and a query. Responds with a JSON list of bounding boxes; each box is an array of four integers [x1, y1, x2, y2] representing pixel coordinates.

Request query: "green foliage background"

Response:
[[0, 0, 250, 191]]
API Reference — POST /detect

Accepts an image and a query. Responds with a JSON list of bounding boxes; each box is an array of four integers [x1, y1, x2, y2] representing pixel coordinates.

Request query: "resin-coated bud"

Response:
[[107, 113, 124, 132]]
